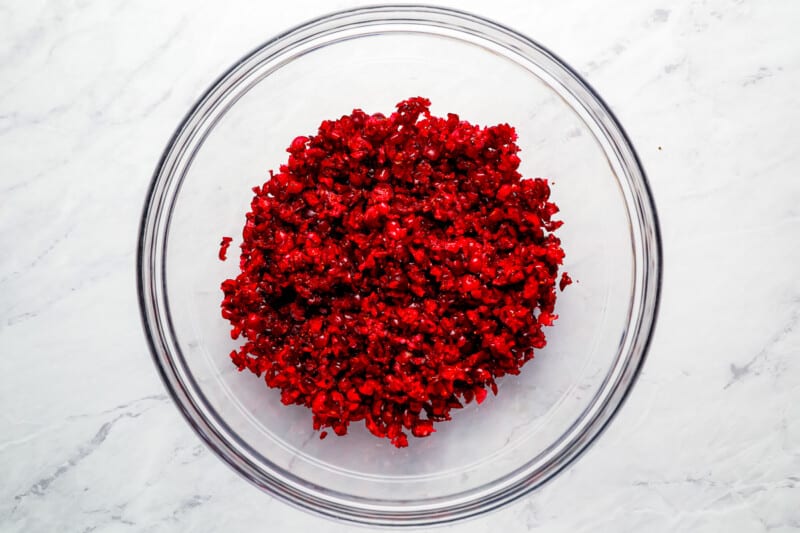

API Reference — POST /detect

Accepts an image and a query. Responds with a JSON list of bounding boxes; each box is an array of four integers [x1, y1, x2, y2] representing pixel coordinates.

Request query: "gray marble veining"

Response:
[[1, 1, 798, 531]]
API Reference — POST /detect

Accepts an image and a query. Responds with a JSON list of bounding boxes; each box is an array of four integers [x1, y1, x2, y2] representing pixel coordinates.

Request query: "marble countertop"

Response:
[[2, 1, 798, 531]]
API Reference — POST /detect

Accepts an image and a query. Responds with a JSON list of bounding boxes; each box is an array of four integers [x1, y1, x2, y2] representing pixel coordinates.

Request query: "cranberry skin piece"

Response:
[[218, 236, 233, 261]]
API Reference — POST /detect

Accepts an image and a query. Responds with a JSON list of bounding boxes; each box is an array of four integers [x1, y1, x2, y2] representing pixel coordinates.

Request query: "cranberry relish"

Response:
[[220, 97, 570, 448]]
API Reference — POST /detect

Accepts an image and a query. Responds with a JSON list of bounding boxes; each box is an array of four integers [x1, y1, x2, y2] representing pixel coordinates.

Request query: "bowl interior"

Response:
[[162, 29, 634, 503]]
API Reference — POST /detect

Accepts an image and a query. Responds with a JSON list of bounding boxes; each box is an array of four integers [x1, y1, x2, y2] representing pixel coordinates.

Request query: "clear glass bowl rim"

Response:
[[137, 4, 663, 527]]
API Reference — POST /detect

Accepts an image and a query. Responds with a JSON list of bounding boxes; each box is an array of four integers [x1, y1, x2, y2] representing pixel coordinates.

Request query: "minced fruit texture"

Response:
[[220, 97, 567, 447]]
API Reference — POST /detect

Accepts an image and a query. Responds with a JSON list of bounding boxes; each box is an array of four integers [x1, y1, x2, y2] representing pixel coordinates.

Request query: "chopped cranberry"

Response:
[[218, 236, 233, 261], [559, 272, 573, 291], [220, 98, 568, 448]]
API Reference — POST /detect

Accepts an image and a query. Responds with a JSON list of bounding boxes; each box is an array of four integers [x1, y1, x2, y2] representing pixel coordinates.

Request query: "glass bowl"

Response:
[[138, 5, 661, 527]]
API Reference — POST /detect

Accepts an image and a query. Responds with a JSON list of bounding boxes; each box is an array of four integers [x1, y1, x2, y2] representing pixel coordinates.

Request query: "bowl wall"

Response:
[[139, 6, 661, 526]]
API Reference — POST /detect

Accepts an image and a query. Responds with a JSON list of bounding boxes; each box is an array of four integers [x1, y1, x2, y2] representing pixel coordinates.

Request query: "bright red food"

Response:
[[220, 97, 567, 447], [218, 236, 233, 261]]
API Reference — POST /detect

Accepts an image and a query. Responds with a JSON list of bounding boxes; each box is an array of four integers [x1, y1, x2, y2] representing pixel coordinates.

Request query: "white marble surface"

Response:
[[1, 1, 798, 531]]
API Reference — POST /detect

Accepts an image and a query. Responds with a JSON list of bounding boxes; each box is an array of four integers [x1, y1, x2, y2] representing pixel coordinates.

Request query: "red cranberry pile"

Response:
[[220, 97, 569, 447]]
